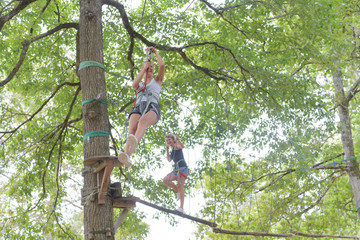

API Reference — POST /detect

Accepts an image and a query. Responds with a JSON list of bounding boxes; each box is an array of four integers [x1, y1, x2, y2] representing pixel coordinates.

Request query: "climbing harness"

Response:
[[132, 49, 160, 121]]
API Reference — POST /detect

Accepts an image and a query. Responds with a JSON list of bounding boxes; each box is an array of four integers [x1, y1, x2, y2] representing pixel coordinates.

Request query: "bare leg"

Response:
[[134, 110, 157, 143], [125, 114, 140, 156], [163, 173, 178, 192], [128, 114, 140, 135], [177, 175, 186, 209]]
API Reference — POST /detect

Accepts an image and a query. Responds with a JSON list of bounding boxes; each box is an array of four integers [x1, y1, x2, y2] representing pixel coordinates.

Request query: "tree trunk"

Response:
[[332, 64, 360, 220], [79, 0, 114, 239]]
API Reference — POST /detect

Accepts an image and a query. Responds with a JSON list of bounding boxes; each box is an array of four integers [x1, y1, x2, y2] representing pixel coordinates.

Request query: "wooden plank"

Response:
[[114, 196, 139, 201], [113, 198, 137, 209], [113, 201, 136, 209], [137, 198, 217, 228], [93, 161, 108, 173], [84, 155, 122, 167], [98, 161, 114, 204], [97, 170, 104, 190]]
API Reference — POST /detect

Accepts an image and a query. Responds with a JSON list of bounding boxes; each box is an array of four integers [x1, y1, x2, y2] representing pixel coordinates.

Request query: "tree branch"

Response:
[[0, 0, 37, 31], [213, 228, 292, 237], [199, 0, 252, 39], [0, 82, 80, 143], [290, 229, 358, 239], [1, 23, 79, 88], [298, 172, 345, 216], [311, 152, 344, 169], [344, 70, 360, 104], [103, 0, 227, 81], [0, 42, 30, 87], [42, 86, 81, 231]]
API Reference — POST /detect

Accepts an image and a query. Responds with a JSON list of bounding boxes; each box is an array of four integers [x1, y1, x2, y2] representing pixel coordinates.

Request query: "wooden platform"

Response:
[[84, 155, 123, 204], [84, 155, 122, 169], [113, 196, 139, 209]]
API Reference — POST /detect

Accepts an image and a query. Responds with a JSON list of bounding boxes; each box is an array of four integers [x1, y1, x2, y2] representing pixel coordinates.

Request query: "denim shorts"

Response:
[[172, 167, 190, 179], [129, 102, 161, 123]]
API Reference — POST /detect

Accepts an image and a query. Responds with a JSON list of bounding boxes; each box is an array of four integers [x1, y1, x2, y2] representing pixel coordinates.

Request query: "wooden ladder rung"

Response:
[[84, 155, 122, 205], [97, 160, 115, 204]]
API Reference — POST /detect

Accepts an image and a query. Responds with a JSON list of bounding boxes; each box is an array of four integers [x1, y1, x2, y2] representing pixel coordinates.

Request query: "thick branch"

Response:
[[0, 0, 37, 31], [28, 22, 78, 44], [0, 42, 29, 87], [1, 23, 78, 88], [103, 0, 226, 81], [290, 229, 359, 239]]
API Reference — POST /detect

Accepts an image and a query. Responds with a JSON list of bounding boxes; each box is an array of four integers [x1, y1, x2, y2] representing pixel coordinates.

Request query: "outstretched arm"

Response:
[[166, 146, 172, 162], [132, 61, 151, 90], [148, 47, 165, 83], [175, 135, 184, 149]]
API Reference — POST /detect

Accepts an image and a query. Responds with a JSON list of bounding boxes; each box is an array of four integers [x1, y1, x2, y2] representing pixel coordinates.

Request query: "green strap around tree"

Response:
[[83, 131, 109, 141], [78, 61, 132, 106], [78, 61, 132, 81], [82, 98, 108, 106]]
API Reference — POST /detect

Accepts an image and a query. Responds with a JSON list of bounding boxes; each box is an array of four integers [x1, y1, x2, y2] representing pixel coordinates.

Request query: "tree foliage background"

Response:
[[1, 0, 360, 239]]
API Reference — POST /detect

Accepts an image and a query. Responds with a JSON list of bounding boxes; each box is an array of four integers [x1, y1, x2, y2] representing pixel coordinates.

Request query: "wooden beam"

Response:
[[98, 160, 114, 204], [137, 198, 217, 228], [113, 197, 137, 209], [114, 208, 130, 231], [93, 160, 110, 173]]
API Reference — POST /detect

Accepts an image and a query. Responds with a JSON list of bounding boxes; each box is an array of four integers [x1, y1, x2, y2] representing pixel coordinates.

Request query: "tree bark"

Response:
[[332, 63, 360, 220], [79, 0, 114, 239]]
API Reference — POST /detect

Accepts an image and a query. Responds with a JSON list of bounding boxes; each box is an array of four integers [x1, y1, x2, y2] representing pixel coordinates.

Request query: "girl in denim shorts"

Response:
[[163, 134, 189, 213], [118, 47, 165, 167]]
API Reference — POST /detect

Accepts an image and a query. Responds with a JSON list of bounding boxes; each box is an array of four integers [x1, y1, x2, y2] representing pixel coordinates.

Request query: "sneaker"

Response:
[[118, 152, 132, 167], [176, 193, 180, 201], [126, 134, 138, 155], [176, 207, 184, 214]]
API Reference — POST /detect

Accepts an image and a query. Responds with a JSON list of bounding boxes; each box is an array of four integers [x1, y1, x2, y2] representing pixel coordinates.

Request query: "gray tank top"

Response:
[[137, 79, 161, 103]]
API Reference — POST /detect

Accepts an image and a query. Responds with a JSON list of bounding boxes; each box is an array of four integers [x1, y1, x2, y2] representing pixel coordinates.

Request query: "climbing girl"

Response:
[[118, 46, 165, 167], [163, 134, 189, 213]]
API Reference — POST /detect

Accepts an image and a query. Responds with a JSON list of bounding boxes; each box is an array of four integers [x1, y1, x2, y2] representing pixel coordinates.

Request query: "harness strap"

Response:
[[173, 163, 188, 184], [173, 159, 186, 168], [134, 87, 159, 121]]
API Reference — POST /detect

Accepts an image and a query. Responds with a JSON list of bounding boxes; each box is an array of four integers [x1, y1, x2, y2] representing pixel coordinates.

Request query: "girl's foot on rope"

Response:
[[126, 134, 138, 155], [176, 207, 184, 214], [118, 152, 132, 167]]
